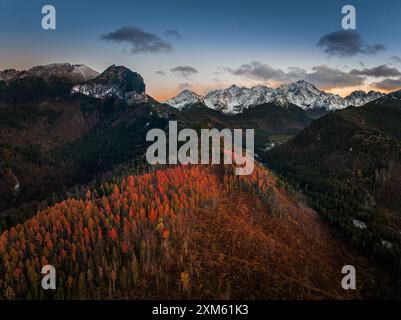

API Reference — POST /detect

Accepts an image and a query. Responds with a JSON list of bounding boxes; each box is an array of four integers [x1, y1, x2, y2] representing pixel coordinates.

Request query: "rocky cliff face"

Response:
[[71, 65, 147, 104]]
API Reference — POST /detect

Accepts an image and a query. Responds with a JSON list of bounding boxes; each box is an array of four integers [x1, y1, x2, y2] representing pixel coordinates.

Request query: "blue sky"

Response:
[[1, 0, 401, 99]]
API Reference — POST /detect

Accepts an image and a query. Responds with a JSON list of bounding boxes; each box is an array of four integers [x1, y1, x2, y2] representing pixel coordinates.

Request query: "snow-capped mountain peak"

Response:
[[280, 80, 321, 94], [226, 84, 242, 95], [164, 90, 204, 110], [273, 80, 325, 109], [202, 84, 275, 113], [345, 90, 384, 106]]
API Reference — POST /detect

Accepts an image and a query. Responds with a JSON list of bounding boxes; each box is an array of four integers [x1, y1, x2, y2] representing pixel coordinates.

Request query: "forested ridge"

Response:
[[1, 163, 391, 299], [266, 102, 401, 273]]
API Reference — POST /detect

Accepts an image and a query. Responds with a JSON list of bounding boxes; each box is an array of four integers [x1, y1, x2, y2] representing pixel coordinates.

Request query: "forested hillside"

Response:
[[0, 163, 392, 299], [266, 99, 401, 273]]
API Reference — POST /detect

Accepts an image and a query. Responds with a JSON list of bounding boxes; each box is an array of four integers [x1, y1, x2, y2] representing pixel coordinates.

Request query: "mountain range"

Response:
[[0, 63, 99, 104], [0, 63, 99, 84], [0, 63, 385, 114], [164, 81, 384, 114]]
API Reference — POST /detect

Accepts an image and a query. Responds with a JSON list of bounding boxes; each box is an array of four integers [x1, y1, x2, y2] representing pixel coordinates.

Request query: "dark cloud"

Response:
[[170, 65, 198, 78], [223, 61, 365, 89], [371, 78, 401, 91], [224, 61, 287, 81], [178, 82, 194, 90], [164, 29, 182, 39], [285, 66, 308, 81], [101, 26, 172, 54], [350, 64, 401, 77], [362, 44, 386, 55], [304, 65, 365, 89], [155, 70, 165, 76], [390, 56, 401, 64], [317, 30, 385, 57]]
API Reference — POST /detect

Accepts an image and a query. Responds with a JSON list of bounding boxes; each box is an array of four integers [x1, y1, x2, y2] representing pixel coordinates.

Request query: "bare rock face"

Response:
[[72, 65, 148, 105], [0, 69, 20, 82]]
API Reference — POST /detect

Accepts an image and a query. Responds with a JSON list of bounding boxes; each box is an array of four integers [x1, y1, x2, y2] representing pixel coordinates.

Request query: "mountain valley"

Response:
[[0, 63, 400, 299]]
